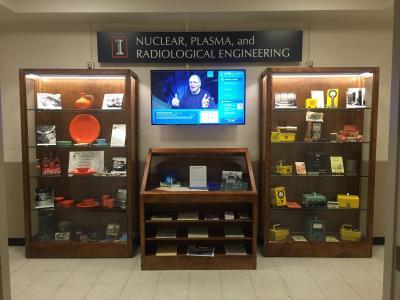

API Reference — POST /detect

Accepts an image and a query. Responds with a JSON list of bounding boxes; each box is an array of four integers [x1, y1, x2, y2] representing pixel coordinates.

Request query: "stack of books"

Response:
[[156, 244, 177, 256], [204, 213, 219, 220], [186, 246, 214, 257], [155, 228, 177, 239], [224, 211, 235, 220], [177, 212, 199, 221], [188, 227, 208, 238], [224, 227, 244, 238], [151, 214, 173, 221], [225, 244, 247, 255]]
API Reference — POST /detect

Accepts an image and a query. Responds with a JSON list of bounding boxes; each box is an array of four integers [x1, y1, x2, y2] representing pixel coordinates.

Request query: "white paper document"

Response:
[[189, 165, 207, 189], [110, 124, 126, 146]]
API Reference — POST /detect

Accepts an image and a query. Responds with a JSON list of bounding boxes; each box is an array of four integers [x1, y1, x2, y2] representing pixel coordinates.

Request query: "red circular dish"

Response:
[[69, 168, 96, 176], [58, 200, 75, 207], [69, 114, 100, 143], [76, 198, 99, 208]]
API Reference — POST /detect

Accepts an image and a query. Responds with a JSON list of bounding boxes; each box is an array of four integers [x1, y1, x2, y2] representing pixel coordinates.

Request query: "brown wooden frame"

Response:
[[19, 69, 138, 258], [260, 67, 379, 257], [140, 148, 258, 269]]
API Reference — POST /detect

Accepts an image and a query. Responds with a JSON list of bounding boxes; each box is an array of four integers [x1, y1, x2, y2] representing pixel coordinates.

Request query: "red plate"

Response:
[[76, 201, 100, 208], [69, 114, 100, 143], [69, 169, 96, 176]]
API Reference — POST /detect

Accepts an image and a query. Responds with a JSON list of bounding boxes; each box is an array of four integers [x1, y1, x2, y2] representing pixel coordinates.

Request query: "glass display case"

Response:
[[260, 67, 378, 257], [140, 148, 257, 269], [19, 69, 138, 258]]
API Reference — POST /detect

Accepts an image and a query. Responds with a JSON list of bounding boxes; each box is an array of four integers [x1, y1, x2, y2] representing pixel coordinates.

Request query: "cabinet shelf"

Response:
[[260, 67, 378, 258], [140, 148, 258, 270], [272, 107, 371, 112], [28, 108, 127, 112], [20, 68, 138, 258]]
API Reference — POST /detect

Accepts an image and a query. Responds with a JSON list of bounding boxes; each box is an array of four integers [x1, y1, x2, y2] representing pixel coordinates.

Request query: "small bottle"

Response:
[[41, 156, 49, 176]]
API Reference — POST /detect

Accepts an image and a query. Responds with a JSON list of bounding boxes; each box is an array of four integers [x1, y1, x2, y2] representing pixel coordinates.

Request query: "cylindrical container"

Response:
[[345, 159, 357, 175]]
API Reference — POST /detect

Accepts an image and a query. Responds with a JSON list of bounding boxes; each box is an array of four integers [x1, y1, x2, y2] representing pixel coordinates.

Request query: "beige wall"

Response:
[[0, 15, 392, 238]]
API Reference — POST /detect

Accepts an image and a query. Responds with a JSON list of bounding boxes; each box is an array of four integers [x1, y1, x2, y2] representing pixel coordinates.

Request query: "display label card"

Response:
[[68, 151, 104, 173], [189, 165, 207, 189], [110, 124, 126, 146]]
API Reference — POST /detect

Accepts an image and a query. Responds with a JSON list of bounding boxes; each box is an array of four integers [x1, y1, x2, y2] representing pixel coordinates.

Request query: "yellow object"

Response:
[[271, 187, 287, 206], [276, 161, 293, 175], [326, 89, 339, 108], [279, 132, 296, 142], [340, 224, 362, 241], [271, 132, 279, 142], [270, 224, 290, 241], [337, 193, 360, 208], [305, 98, 318, 108]]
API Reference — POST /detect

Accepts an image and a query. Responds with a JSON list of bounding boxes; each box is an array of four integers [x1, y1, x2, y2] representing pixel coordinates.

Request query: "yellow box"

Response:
[[337, 194, 360, 208], [269, 224, 290, 241], [278, 132, 296, 142], [271, 132, 280, 142], [326, 88, 339, 108], [276, 161, 293, 175], [340, 224, 362, 241], [305, 98, 318, 108], [271, 187, 287, 206]]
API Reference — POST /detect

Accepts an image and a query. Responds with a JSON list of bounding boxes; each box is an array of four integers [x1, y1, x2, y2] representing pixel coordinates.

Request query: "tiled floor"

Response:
[[8, 246, 384, 299]]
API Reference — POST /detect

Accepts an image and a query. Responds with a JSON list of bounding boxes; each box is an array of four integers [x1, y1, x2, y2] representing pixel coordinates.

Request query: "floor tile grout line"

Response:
[[248, 269, 259, 298], [336, 267, 365, 299], [150, 271, 161, 300]]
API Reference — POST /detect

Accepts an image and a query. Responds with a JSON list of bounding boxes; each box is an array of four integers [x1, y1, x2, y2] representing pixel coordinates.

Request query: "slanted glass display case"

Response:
[[19, 69, 138, 258], [260, 67, 378, 257], [140, 148, 257, 269]]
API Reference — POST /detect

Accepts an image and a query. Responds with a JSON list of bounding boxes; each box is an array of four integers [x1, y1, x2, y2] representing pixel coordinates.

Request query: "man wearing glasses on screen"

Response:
[[171, 74, 216, 109]]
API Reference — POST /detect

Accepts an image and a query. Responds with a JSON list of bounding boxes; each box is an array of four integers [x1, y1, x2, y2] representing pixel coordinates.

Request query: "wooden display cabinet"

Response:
[[140, 148, 257, 269], [19, 69, 138, 258], [260, 67, 378, 257]]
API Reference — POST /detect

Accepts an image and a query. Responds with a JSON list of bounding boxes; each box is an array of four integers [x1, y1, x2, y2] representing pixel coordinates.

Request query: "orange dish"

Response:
[[69, 114, 100, 143]]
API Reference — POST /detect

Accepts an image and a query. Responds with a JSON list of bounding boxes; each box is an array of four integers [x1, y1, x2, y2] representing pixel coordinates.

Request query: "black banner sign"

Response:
[[97, 31, 302, 63]]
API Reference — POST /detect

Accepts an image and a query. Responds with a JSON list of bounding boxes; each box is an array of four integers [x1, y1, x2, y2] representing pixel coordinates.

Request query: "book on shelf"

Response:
[[102, 93, 124, 109], [36, 93, 62, 110], [186, 246, 214, 257], [330, 156, 344, 175], [177, 212, 199, 221], [156, 244, 177, 256], [286, 201, 302, 209], [225, 244, 247, 255], [237, 212, 250, 220], [295, 162, 307, 175], [325, 235, 340, 243], [110, 157, 127, 175], [224, 226, 244, 238], [155, 228, 177, 239], [110, 124, 126, 146], [188, 227, 208, 238], [204, 213, 219, 221], [36, 125, 57, 145], [291, 235, 308, 242], [151, 214, 173, 221], [224, 211, 235, 220]]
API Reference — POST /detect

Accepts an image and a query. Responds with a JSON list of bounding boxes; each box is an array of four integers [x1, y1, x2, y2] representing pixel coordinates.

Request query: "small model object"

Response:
[[336, 125, 363, 142], [327, 201, 339, 209], [275, 160, 293, 175], [340, 224, 362, 241], [269, 224, 289, 241], [304, 217, 326, 241], [160, 171, 181, 187], [306, 152, 329, 175], [271, 126, 297, 142], [35, 187, 54, 209], [344, 159, 357, 175], [74, 93, 94, 109], [105, 222, 120, 239], [302, 192, 327, 208], [304, 111, 324, 142], [270, 186, 287, 207], [305, 98, 318, 108], [286, 201, 302, 209], [326, 89, 339, 108], [337, 193, 360, 208]]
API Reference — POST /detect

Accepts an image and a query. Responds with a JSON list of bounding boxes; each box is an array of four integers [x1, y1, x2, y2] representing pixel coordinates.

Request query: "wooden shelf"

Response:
[[140, 148, 258, 270], [260, 67, 378, 258], [20, 68, 139, 258]]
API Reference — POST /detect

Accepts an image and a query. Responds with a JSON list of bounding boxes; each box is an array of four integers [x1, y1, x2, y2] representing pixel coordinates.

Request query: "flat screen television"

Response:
[[151, 69, 246, 125]]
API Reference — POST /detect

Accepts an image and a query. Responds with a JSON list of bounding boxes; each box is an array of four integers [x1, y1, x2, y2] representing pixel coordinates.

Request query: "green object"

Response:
[[302, 192, 327, 208]]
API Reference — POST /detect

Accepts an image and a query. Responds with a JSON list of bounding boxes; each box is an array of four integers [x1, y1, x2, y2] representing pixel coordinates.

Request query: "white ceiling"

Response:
[[0, 0, 394, 24]]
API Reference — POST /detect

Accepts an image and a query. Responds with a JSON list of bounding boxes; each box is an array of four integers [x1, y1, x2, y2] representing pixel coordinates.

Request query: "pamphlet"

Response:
[[311, 90, 325, 108], [326, 235, 340, 243], [224, 227, 244, 238], [102, 93, 124, 109], [291, 235, 308, 242], [36, 125, 56, 145], [37, 93, 62, 110], [151, 214, 173, 221], [330, 156, 344, 174], [188, 227, 208, 238], [177, 212, 199, 221], [225, 244, 247, 255], [110, 124, 126, 146], [156, 244, 177, 256], [189, 165, 207, 189], [295, 162, 307, 175], [186, 246, 215, 257], [156, 228, 177, 239]]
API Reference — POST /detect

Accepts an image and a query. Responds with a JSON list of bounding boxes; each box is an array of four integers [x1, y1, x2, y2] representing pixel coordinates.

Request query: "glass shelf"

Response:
[[30, 175, 127, 179], [272, 107, 371, 112], [27, 108, 127, 112], [269, 207, 367, 211], [271, 141, 370, 144], [270, 174, 368, 178], [29, 145, 126, 149]]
